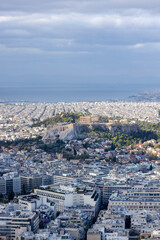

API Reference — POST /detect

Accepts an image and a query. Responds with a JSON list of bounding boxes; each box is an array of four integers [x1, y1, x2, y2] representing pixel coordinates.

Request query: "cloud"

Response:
[[129, 42, 160, 50], [1, 0, 160, 14], [0, 1, 160, 66], [3, 29, 30, 36], [1, 11, 160, 29], [1, 2, 160, 55], [0, 0, 160, 92], [131, 43, 145, 49], [0, 43, 88, 55]]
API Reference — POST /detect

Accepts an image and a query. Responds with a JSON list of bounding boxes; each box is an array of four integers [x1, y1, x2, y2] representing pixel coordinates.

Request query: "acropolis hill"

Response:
[[43, 115, 139, 141], [0, 101, 160, 141]]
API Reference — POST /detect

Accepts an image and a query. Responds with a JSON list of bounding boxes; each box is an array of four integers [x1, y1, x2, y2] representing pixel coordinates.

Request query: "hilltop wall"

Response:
[[43, 122, 139, 142]]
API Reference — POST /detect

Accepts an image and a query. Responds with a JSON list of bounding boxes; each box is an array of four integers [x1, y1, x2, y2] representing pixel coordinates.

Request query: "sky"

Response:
[[0, 0, 160, 100]]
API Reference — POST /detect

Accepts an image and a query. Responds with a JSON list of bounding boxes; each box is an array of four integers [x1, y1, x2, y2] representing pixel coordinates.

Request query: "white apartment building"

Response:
[[0, 210, 39, 239], [19, 194, 56, 218], [34, 187, 100, 214]]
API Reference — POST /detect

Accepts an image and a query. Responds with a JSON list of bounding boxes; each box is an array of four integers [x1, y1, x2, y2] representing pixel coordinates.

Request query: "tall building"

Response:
[[21, 175, 42, 193], [0, 176, 21, 196], [0, 178, 6, 195], [0, 210, 39, 239], [5, 178, 13, 194], [13, 177, 21, 194]]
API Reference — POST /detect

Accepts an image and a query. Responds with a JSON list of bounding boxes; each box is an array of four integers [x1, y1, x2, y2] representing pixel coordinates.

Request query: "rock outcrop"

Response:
[[43, 122, 140, 142], [43, 123, 89, 142]]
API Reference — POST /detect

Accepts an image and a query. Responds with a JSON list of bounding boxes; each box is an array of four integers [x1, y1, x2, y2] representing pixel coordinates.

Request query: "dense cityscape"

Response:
[[1, 101, 160, 141], [2, 0, 160, 238], [0, 101, 160, 239]]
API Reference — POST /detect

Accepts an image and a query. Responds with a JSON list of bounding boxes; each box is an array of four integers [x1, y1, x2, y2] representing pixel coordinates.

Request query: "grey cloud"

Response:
[[1, 0, 160, 13], [1, 0, 160, 54], [1, 11, 160, 28], [0, 0, 160, 91], [2, 29, 30, 36]]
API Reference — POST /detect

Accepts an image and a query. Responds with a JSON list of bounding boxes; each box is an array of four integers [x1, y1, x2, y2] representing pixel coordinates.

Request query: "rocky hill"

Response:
[[43, 122, 139, 142]]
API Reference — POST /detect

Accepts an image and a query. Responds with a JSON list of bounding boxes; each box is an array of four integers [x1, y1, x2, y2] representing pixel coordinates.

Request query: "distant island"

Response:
[[129, 90, 160, 101]]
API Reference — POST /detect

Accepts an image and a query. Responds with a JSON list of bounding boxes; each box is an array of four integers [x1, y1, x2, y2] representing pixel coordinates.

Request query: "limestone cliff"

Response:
[[43, 123, 89, 141], [43, 122, 139, 142]]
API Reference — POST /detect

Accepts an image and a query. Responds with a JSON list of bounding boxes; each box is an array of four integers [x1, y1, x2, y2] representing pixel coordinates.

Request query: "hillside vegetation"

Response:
[[32, 112, 86, 127]]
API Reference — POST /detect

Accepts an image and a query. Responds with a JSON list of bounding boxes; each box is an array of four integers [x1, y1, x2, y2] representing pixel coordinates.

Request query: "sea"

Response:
[[0, 83, 160, 103]]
